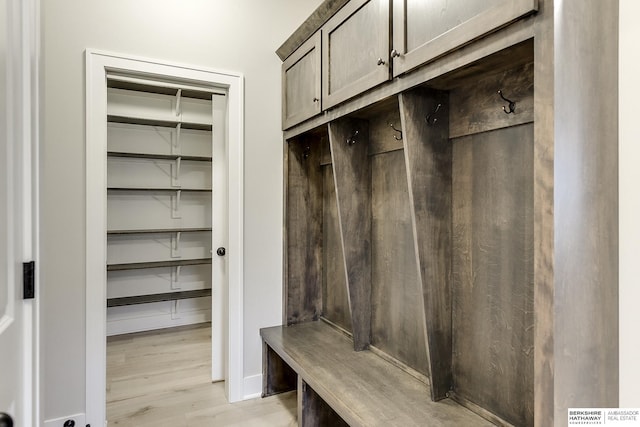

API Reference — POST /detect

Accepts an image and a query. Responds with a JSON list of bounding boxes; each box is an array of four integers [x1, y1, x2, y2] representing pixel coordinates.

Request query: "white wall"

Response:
[[619, 0, 640, 408], [40, 0, 322, 420]]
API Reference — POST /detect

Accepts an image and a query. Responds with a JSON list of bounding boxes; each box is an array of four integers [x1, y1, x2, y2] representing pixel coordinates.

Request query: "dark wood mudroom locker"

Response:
[[262, 0, 618, 426]]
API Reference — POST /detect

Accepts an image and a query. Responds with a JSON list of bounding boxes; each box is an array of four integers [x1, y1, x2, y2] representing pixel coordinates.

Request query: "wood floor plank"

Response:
[[107, 324, 297, 426]]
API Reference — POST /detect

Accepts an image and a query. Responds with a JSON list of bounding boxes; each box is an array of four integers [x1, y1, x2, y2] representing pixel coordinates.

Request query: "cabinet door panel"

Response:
[[392, 0, 537, 76], [283, 32, 321, 129], [323, 0, 390, 109]]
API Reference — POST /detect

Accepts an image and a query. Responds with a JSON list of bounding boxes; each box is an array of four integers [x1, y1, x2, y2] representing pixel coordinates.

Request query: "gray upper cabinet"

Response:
[[322, 0, 390, 109], [391, 0, 538, 77], [282, 32, 322, 129]]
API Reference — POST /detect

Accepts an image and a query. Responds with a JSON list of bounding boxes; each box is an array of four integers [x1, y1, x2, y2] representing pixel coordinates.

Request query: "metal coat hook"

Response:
[[425, 103, 442, 125], [389, 123, 402, 140], [497, 90, 516, 114], [346, 130, 359, 146], [303, 146, 311, 160]]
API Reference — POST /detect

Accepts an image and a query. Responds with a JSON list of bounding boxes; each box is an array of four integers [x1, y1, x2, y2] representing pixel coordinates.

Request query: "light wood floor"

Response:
[[107, 323, 297, 426]]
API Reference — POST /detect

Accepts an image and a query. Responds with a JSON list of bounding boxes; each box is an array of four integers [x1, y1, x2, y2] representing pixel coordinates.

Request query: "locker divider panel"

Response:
[[328, 118, 372, 351]]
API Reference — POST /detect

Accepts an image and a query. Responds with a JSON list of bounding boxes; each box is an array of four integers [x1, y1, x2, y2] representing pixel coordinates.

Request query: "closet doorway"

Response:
[[85, 51, 244, 427]]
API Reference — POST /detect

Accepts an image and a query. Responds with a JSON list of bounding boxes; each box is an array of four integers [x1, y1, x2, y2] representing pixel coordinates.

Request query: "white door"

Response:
[[1, 0, 35, 425]]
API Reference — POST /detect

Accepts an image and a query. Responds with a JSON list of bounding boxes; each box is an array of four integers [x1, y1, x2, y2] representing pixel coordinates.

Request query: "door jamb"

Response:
[[85, 50, 245, 427]]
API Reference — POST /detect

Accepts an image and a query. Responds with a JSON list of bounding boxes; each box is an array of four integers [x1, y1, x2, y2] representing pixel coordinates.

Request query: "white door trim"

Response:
[[85, 50, 245, 427]]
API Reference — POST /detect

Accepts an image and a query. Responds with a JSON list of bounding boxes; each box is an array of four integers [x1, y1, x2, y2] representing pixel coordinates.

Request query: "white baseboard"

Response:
[[243, 373, 263, 399], [44, 413, 86, 427]]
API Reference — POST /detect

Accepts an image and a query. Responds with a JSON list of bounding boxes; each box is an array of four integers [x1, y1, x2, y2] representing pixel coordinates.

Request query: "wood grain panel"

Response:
[[322, 0, 390, 108], [449, 61, 533, 138], [532, 2, 554, 425], [262, 322, 495, 427], [327, 0, 379, 93], [298, 377, 350, 427], [404, 0, 503, 52], [392, 0, 537, 76], [286, 136, 324, 324], [282, 32, 322, 129], [262, 341, 297, 397], [399, 88, 452, 401], [552, 0, 619, 421], [320, 136, 333, 165], [276, 0, 349, 61], [370, 149, 428, 377], [284, 20, 536, 137], [367, 105, 404, 155], [322, 162, 352, 332], [329, 118, 372, 351], [452, 124, 534, 426]]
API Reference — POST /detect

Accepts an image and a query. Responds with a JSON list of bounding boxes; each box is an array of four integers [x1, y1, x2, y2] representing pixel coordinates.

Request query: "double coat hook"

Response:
[[388, 123, 402, 140], [425, 103, 442, 125], [498, 90, 516, 114], [346, 130, 359, 146]]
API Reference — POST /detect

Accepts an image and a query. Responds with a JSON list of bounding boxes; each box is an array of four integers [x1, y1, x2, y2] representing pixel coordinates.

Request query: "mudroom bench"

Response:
[[261, 321, 494, 427]]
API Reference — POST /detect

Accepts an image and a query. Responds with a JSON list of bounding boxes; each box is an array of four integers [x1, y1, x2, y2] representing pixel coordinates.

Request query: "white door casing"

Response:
[[0, 0, 21, 421], [0, 0, 39, 425], [86, 50, 244, 427], [212, 94, 227, 382]]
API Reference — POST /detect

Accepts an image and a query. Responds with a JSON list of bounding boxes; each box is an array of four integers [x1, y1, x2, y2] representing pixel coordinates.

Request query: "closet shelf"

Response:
[[107, 187, 211, 192], [107, 77, 223, 101], [107, 258, 212, 271], [107, 227, 212, 235], [107, 114, 213, 131], [107, 288, 212, 307], [107, 151, 212, 162]]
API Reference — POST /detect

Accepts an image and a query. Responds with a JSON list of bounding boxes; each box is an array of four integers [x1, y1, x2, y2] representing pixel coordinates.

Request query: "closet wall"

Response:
[[105, 78, 219, 335]]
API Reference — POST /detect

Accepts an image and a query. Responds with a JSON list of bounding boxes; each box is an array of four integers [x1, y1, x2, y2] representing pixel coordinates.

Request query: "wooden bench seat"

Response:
[[261, 321, 495, 427]]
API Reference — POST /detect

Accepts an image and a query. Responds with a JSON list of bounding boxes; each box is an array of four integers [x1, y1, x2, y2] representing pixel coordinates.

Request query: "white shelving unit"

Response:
[[105, 77, 219, 336]]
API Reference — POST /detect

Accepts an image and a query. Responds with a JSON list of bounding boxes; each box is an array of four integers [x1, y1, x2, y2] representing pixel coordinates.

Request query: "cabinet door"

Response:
[[282, 32, 322, 129], [322, 0, 390, 109], [392, 0, 538, 76]]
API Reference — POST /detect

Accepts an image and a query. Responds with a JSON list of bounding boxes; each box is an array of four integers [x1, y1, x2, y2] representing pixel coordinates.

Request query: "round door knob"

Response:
[[312, 97, 319, 103], [390, 49, 400, 58], [0, 412, 14, 427], [377, 58, 386, 66], [216, 247, 226, 256]]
